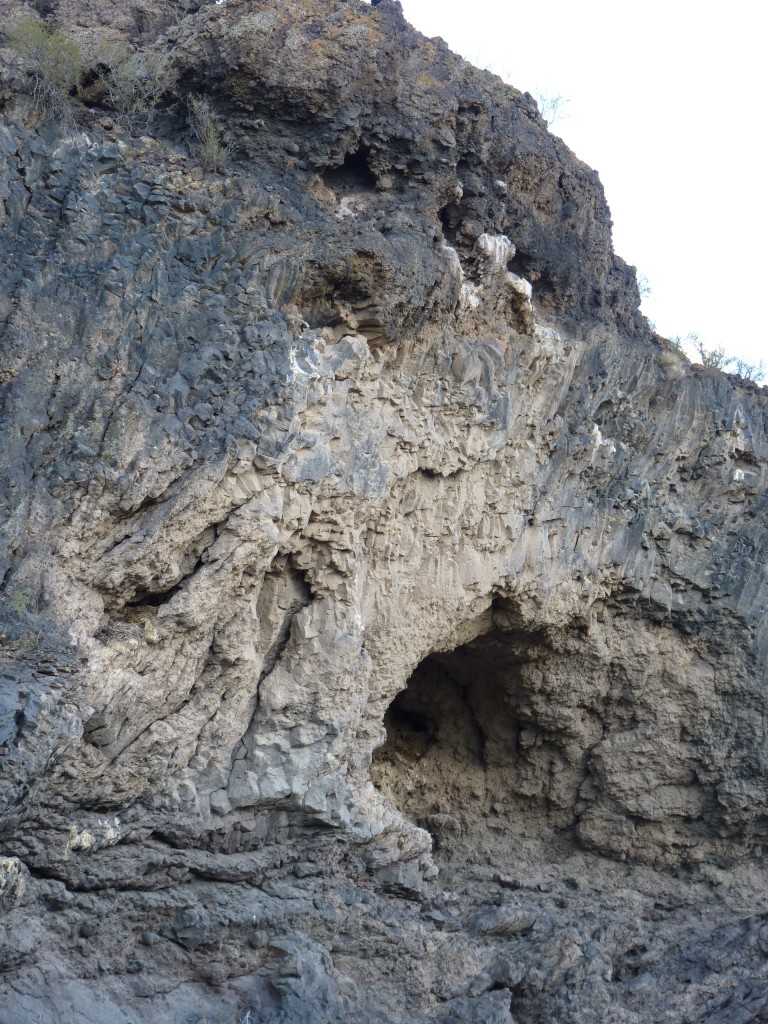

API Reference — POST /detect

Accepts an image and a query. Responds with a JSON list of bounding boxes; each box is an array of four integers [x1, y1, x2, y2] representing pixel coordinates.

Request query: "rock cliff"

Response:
[[1, 1, 768, 1022]]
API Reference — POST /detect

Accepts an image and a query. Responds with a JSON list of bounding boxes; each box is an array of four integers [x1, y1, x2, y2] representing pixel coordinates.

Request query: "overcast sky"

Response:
[[400, 0, 766, 369]]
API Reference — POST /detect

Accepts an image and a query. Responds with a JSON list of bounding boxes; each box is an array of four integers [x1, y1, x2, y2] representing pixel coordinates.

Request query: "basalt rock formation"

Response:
[[1, 1, 768, 1022]]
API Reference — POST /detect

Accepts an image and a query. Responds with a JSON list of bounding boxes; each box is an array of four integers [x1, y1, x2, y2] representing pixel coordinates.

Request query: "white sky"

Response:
[[400, 0, 767, 368]]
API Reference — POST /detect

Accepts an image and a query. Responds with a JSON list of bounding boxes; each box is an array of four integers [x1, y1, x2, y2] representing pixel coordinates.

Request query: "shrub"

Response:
[[533, 91, 569, 127], [672, 333, 765, 383], [8, 588, 33, 618], [188, 94, 229, 172], [657, 351, 682, 368], [96, 41, 177, 134], [729, 356, 766, 383], [8, 17, 82, 120]]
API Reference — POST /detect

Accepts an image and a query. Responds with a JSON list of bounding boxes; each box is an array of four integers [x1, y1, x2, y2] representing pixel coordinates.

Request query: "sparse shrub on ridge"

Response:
[[729, 356, 766, 382], [674, 333, 766, 383], [7, 16, 179, 133], [188, 94, 229, 172], [7, 16, 83, 121], [533, 90, 569, 127], [95, 40, 177, 134]]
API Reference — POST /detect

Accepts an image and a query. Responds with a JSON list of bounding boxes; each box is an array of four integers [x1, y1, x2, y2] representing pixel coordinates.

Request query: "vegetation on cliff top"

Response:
[[3, 12, 763, 383], [5, 15, 226, 170], [7, 16, 82, 120]]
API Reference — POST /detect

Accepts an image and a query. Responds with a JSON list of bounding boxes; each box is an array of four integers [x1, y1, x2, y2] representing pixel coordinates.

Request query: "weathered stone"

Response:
[[0, 0, 767, 1021], [467, 905, 537, 938]]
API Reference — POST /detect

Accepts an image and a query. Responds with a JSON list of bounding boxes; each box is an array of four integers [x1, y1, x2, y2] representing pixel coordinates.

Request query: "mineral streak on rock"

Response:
[[1, 1, 767, 1021]]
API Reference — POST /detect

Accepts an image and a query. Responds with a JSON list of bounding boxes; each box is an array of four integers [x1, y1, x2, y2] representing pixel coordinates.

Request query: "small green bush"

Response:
[[8, 17, 82, 120], [3, 587, 36, 619], [188, 94, 229, 172]]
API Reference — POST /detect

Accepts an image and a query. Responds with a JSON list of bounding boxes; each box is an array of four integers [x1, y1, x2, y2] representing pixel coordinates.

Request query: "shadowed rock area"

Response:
[[1, 1, 768, 1021]]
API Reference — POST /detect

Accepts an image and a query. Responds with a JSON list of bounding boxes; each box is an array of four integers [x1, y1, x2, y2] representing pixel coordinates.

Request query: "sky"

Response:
[[399, 0, 767, 370]]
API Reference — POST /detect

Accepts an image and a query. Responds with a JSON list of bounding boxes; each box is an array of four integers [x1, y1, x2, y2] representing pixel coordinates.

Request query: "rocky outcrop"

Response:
[[2, 1, 768, 1021]]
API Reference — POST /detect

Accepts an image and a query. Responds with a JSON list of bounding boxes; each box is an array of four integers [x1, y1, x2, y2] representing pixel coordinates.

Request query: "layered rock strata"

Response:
[[1, 1, 768, 1021]]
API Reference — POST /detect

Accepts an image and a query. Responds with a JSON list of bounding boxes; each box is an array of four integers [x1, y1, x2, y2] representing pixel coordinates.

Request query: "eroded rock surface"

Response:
[[1, 1, 768, 1021]]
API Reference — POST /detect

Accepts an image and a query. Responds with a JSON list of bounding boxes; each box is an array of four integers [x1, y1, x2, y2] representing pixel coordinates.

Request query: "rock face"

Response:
[[1, 1, 768, 1021]]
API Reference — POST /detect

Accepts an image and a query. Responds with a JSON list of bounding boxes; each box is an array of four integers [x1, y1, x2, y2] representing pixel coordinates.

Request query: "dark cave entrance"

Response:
[[322, 145, 377, 192], [371, 613, 588, 871]]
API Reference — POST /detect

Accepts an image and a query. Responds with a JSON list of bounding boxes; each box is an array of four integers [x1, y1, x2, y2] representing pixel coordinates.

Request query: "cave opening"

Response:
[[438, 203, 461, 245], [322, 145, 377, 192], [371, 613, 589, 875]]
